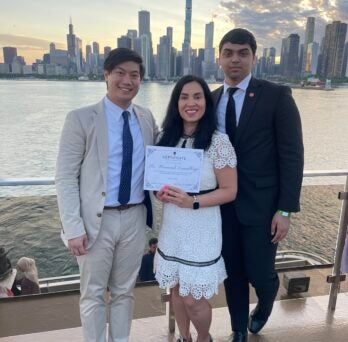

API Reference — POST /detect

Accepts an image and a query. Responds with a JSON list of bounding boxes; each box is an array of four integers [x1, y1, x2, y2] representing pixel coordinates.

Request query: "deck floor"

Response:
[[1, 292, 347, 342]]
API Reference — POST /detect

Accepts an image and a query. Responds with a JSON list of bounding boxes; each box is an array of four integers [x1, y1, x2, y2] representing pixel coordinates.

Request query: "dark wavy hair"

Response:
[[157, 75, 216, 150]]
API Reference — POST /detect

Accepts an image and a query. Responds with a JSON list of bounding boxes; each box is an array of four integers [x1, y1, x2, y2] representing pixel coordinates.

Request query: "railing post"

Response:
[[161, 288, 175, 334], [166, 288, 175, 333], [328, 175, 348, 310]]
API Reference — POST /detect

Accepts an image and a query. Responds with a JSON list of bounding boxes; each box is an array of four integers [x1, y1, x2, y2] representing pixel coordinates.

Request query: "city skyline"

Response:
[[1, 0, 348, 64]]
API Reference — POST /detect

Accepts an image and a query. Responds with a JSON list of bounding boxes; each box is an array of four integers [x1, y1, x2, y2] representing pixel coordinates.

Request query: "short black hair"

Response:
[[219, 28, 257, 55], [149, 238, 158, 246], [103, 47, 145, 79], [157, 75, 216, 151]]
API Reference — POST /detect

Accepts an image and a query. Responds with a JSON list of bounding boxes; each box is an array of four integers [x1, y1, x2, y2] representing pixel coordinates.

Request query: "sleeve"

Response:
[[275, 86, 304, 212], [210, 133, 237, 169], [55, 110, 87, 239]]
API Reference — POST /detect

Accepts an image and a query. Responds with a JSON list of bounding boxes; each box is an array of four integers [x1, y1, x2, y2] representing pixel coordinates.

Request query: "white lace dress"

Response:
[[154, 132, 237, 300]]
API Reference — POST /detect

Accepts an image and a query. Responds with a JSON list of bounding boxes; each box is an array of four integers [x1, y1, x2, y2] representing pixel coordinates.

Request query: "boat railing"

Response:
[[0, 170, 347, 313]]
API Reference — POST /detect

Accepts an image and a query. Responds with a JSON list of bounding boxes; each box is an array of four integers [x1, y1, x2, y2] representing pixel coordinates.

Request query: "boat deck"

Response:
[[1, 292, 347, 342], [0, 266, 347, 341]]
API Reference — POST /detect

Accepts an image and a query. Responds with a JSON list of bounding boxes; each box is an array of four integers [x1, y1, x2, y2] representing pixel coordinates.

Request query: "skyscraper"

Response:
[[302, 17, 315, 74], [184, 0, 192, 45], [318, 21, 347, 78], [92, 42, 100, 55], [138, 10, 154, 77], [66, 18, 82, 73], [3, 47, 17, 64], [202, 21, 216, 79], [280, 34, 300, 78], [182, 0, 192, 75]]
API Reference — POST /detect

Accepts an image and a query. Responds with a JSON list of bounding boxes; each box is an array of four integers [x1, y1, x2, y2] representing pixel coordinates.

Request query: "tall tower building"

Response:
[[318, 21, 347, 78], [302, 17, 315, 74], [157, 35, 170, 79], [117, 36, 132, 49], [138, 10, 154, 77], [280, 34, 300, 78], [202, 21, 216, 79], [66, 18, 82, 73], [184, 0, 192, 45], [3, 47, 17, 64], [182, 0, 192, 75], [92, 42, 100, 55]]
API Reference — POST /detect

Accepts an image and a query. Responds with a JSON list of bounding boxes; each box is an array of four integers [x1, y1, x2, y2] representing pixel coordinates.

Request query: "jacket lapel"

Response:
[[134, 105, 151, 146], [212, 86, 224, 111], [94, 99, 108, 187], [235, 78, 262, 146]]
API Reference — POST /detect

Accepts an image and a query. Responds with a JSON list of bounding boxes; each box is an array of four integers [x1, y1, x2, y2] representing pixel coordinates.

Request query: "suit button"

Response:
[[101, 192, 106, 196], [97, 213, 102, 217]]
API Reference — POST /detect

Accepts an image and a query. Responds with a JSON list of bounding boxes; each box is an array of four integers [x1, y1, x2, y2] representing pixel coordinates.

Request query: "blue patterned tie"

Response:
[[118, 111, 133, 205]]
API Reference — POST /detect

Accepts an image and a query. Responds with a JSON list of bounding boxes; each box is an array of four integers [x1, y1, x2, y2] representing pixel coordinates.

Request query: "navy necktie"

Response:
[[225, 87, 238, 143], [118, 111, 133, 205]]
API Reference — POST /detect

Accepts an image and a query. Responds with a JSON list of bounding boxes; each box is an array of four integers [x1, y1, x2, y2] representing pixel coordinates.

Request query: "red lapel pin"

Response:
[[249, 92, 255, 97]]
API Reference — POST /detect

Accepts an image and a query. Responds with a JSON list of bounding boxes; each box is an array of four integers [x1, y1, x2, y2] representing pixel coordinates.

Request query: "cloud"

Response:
[[0, 34, 65, 51], [218, 0, 348, 53]]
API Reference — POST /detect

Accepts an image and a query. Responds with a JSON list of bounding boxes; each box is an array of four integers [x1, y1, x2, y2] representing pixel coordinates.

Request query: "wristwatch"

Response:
[[277, 210, 290, 217], [193, 195, 200, 210]]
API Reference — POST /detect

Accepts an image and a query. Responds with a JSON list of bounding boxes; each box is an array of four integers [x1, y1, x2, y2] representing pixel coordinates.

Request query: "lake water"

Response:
[[1, 79, 348, 183], [0, 79, 347, 277]]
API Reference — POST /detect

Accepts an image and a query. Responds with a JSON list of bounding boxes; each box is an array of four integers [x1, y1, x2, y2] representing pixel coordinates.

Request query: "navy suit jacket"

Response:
[[212, 78, 304, 225]]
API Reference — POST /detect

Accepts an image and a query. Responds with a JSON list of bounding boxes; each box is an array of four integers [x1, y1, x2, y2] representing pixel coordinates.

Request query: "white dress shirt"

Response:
[[216, 73, 252, 134], [103, 96, 145, 206]]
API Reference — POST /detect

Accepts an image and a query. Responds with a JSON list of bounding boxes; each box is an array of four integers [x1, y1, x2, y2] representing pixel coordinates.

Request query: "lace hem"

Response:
[[155, 256, 227, 300]]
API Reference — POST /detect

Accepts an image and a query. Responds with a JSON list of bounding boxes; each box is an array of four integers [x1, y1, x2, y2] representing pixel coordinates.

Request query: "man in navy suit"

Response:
[[212, 29, 304, 342]]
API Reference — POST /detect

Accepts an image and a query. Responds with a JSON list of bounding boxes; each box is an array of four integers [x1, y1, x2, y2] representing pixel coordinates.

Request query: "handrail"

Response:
[[1, 170, 348, 187], [1, 172, 347, 314]]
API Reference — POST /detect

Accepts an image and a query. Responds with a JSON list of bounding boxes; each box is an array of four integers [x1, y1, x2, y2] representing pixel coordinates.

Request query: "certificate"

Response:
[[144, 145, 204, 193]]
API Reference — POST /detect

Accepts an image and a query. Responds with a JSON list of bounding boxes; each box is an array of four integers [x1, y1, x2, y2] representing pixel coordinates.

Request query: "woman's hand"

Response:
[[160, 185, 193, 208]]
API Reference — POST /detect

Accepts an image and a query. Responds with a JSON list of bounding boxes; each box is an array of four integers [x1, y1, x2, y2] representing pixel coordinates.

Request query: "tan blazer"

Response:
[[55, 99, 158, 248]]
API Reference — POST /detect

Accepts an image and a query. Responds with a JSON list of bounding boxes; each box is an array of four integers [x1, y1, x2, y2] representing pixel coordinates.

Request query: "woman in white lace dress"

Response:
[[154, 75, 237, 342]]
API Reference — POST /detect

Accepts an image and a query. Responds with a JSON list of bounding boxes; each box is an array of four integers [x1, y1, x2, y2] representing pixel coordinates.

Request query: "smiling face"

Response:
[[219, 42, 256, 86], [178, 81, 206, 135], [103, 61, 141, 108]]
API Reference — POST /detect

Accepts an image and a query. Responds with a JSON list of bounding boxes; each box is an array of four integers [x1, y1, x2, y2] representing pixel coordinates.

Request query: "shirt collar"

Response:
[[223, 73, 252, 94], [104, 95, 134, 119]]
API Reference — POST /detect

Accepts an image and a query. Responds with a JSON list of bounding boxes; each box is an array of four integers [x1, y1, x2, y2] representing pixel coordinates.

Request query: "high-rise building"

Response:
[[280, 34, 300, 78], [342, 42, 348, 77], [184, 0, 192, 45], [66, 18, 82, 73], [306, 42, 319, 75], [3, 47, 17, 64], [139, 11, 150, 36], [167, 27, 173, 78], [182, 0, 192, 75], [157, 35, 170, 79], [302, 17, 315, 74], [104, 46, 111, 58], [117, 36, 132, 49], [92, 42, 100, 55], [138, 10, 154, 78], [318, 21, 347, 78], [202, 21, 216, 79]]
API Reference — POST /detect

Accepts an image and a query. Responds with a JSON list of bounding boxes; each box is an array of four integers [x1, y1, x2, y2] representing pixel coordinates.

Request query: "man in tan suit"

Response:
[[56, 48, 158, 342]]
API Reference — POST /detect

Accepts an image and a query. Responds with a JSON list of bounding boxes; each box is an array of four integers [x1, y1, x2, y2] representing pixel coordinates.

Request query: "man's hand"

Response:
[[271, 213, 290, 244], [68, 234, 88, 256]]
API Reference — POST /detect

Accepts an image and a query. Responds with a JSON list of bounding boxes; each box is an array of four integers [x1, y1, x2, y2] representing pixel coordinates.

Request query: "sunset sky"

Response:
[[1, 0, 347, 64]]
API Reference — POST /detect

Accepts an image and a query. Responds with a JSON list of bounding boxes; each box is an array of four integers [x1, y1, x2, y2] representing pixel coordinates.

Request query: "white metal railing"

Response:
[[1, 170, 347, 312]]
